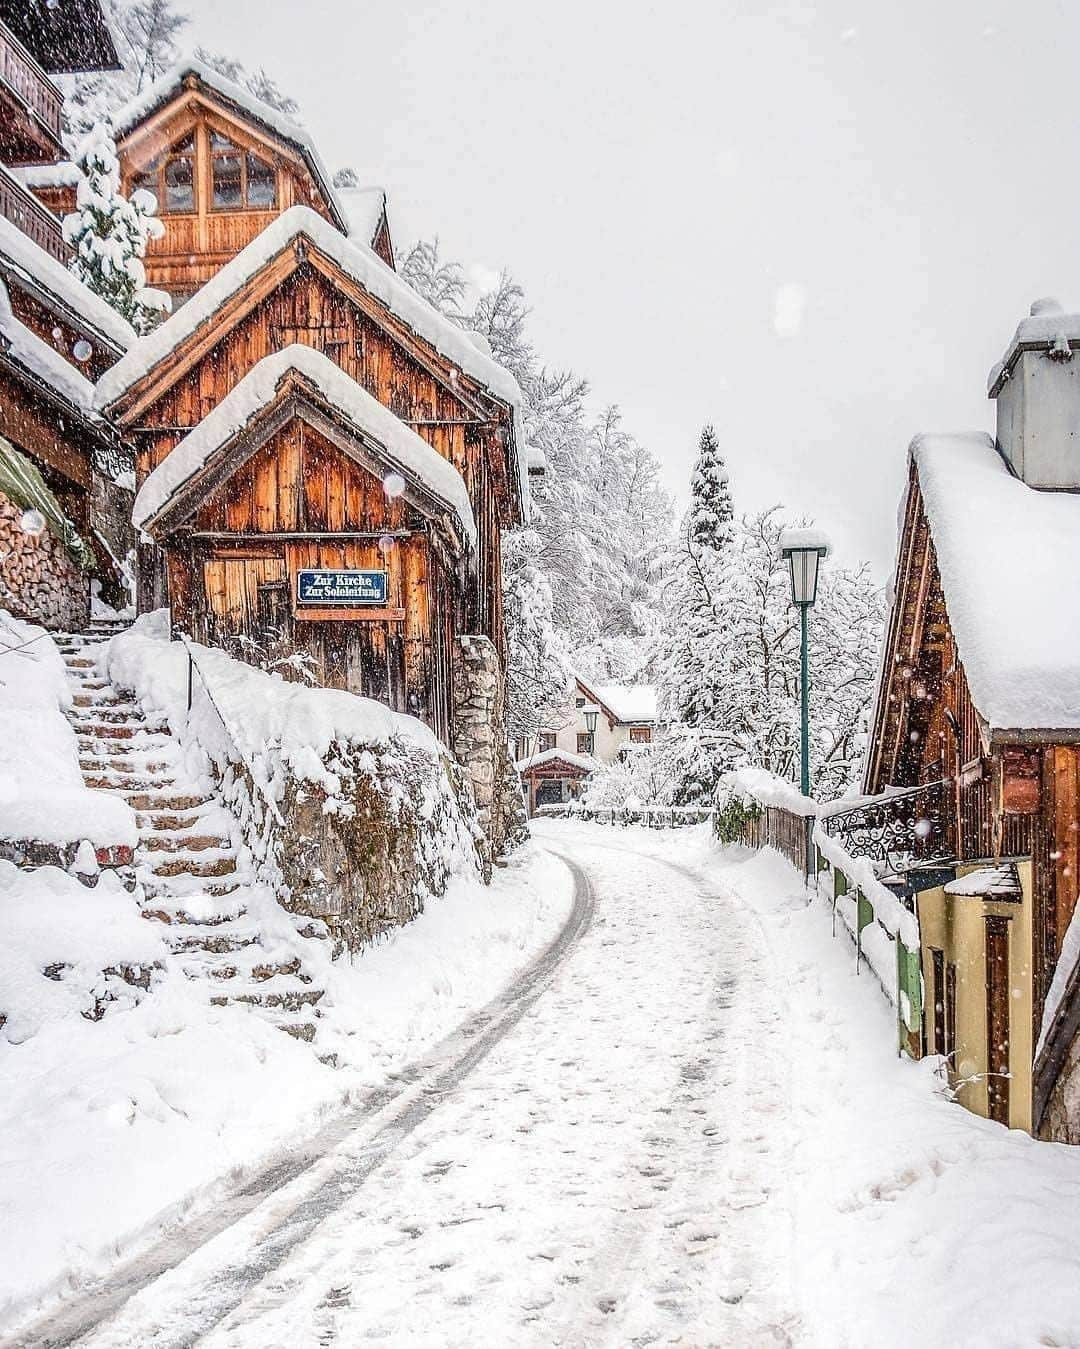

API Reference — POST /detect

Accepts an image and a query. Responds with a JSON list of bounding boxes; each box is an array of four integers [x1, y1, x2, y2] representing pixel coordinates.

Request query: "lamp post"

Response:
[[584, 708, 599, 756], [780, 529, 830, 874]]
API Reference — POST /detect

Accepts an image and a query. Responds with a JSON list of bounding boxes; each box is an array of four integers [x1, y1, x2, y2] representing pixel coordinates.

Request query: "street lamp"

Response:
[[781, 528, 830, 872], [584, 707, 599, 756]]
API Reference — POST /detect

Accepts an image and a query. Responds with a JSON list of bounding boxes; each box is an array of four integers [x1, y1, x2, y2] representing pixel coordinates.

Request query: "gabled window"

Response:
[[539, 732, 556, 752], [133, 131, 195, 214], [210, 131, 277, 211]]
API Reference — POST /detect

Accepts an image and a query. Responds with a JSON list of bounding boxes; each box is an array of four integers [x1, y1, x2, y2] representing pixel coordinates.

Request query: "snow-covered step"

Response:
[[141, 851, 239, 880], [141, 831, 233, 854], [59, 621, 325, 1043], [211, 972, 324, 1013]]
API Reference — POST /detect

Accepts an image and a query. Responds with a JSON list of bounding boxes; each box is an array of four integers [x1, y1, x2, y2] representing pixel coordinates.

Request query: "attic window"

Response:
[[211, 134, 277, 211], [133, 132, 196, 214]]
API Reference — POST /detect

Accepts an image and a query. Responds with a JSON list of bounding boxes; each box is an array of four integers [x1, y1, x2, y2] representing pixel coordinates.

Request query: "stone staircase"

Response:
[[57, 618, 326, 1041]]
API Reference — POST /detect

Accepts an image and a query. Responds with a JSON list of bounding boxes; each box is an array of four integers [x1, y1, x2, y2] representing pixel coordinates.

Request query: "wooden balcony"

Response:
[[0, 163, 65, 258], [0, 22, 64, 164]]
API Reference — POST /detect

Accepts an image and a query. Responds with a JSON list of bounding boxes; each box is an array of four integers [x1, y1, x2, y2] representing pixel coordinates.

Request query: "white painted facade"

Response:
[[515, 676, 656, 766]]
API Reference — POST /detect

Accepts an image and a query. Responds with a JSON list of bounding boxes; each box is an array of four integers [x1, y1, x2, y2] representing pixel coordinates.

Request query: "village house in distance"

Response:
[[861, 297, 1080, 1140], [515, 675, 657, 815]]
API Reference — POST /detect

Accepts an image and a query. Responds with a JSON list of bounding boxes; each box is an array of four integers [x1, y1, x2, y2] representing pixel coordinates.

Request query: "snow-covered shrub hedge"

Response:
[[106, 614, 481, 952]]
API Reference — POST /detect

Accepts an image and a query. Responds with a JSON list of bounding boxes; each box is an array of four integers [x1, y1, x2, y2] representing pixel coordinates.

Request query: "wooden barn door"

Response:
[[985, 916, 1011, 1125], [201, 556, 286, 649]]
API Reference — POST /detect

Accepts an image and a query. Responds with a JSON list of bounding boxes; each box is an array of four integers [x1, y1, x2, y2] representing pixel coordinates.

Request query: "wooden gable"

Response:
[[116, 75, 342, 303], [144, 371, 470, 563]]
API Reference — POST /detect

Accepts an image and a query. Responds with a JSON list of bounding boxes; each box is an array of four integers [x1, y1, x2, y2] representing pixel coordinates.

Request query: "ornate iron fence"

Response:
[[820, 780, 950, 867]]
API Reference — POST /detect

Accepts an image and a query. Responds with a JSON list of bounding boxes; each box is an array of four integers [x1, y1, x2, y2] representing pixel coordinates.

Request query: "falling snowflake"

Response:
[[73, 339, 93, 363], [914, 818, 932, 840], [378, 534, 396, 555], [383, 472, 406, 499], [19, 508, 45, 536]]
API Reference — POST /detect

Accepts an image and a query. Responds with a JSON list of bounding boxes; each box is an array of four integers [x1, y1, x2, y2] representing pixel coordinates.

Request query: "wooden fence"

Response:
[[739, 805, 812, 875]]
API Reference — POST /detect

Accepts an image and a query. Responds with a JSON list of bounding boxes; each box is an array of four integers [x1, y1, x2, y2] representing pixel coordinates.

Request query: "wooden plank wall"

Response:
[[166, 418, 450, 726], [132, 266, 509, 651]]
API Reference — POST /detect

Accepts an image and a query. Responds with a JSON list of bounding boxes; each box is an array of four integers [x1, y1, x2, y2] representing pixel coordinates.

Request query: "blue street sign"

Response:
[[296, 569, 389, 606]]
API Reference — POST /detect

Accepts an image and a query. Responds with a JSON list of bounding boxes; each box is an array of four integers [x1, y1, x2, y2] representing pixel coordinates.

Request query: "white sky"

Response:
[[179, 0, 1078, 575]]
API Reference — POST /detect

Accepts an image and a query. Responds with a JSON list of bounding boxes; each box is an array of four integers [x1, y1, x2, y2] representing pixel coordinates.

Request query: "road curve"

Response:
[[2, 853, 595, 1349]]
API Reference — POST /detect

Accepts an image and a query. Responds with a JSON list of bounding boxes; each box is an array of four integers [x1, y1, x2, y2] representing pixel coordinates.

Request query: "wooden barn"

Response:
[[18, 59, 395, 308], [96, 202, 527, 846], [864, 306, 1080, 1138]]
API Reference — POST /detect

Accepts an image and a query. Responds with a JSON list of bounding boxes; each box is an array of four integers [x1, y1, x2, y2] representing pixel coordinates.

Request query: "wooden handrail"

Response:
[[0, 22, 63, 141]]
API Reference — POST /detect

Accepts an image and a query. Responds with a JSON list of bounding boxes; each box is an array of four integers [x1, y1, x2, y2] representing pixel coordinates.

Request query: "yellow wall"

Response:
[[917, 860, 1033, 1132]]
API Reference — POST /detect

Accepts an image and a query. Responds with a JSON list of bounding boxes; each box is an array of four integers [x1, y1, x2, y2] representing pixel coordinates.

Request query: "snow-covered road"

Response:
[[15, 822, 802, 1348]]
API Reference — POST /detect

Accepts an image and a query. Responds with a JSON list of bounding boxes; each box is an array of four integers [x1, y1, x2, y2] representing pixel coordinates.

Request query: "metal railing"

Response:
[[182, 637, 284, 826], [819, 779, 950, 868]]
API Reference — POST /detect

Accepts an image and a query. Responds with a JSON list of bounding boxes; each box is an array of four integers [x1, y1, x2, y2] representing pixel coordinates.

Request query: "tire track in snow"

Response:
[[1, 854, 595, 1349]]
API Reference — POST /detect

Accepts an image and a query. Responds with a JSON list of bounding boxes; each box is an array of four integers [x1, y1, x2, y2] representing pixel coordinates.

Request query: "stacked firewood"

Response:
[[0, 489, 88, 631]]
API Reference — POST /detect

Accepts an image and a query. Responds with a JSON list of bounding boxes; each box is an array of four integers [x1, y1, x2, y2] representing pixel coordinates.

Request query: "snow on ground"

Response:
[[9, 819, 1080, 1345], [0, 611, 135, 848], [0, 844, 572, 1329], [574, 823, 1080, 1348]]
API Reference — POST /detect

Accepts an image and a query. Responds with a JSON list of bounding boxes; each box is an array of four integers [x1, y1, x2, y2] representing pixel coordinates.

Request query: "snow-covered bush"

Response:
[[64, 125, 170, 336], [106, 614, 481, 951]]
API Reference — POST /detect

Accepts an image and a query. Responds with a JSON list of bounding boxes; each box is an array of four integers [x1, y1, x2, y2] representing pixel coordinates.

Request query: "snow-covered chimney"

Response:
[[989, 297, 1080, 489]]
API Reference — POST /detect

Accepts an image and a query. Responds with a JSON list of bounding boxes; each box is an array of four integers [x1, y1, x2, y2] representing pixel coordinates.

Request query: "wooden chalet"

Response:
[[98, 204, 527, 765], [0, 0, 137, 629], [863, 302, 1080, 1138], [19, 60, 395, 308]]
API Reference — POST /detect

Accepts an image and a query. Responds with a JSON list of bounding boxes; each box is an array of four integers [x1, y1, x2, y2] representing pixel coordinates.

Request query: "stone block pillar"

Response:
[[452, 634, 514, 872]]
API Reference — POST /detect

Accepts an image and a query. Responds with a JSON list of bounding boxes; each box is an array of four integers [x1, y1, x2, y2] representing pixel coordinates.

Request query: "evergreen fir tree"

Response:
[[687, 424, 733, 553], [63, 126, 170, 336]]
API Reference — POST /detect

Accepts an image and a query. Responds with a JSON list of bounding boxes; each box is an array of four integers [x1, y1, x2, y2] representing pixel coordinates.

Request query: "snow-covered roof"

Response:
[[336, 185, 389, 249], [779, 526, 831, 555], [911, 430, 1080, 734], [0, 279, 99, 416], [576, 678, 657, 724], [97, 206, 528, 513], [109, 58, 348, 232], [515, 747, 596, 774], [132, 344, 477, 549], [944, 864, 1022, 899], [13, 161, 81, 191], [0, 213, 135, 354], [988, 297, 1080, 396]]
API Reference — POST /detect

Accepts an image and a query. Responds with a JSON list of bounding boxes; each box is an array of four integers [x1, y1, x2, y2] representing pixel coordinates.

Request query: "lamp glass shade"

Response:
[[785, 547, 823, 606], [584, 709, 599, 734]]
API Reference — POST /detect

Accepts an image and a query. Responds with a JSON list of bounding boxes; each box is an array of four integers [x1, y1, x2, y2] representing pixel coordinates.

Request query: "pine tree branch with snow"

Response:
[[63, 125, 171, 337]]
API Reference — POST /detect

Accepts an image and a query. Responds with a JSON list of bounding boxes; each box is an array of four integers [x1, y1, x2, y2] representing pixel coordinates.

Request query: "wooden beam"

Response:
[[294, 606, 406, 623]]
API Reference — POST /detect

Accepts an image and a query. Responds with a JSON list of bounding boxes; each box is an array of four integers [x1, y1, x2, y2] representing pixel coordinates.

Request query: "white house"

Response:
[[515, 675, 657, 814]]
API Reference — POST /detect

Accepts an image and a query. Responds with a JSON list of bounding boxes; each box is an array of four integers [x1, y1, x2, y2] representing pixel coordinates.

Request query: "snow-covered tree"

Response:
[[502, 530, 571, 744], [63, 3, 298, 137], [333, 167, 360, 189], [687, 425, 733, 552], [656, 505, 883, 804], [195, 49, 299, 114], [117, 0, 188, 92], [400, 237, 673, 724], [63, 126, 169, 335], [399, 239, 467, 319]]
